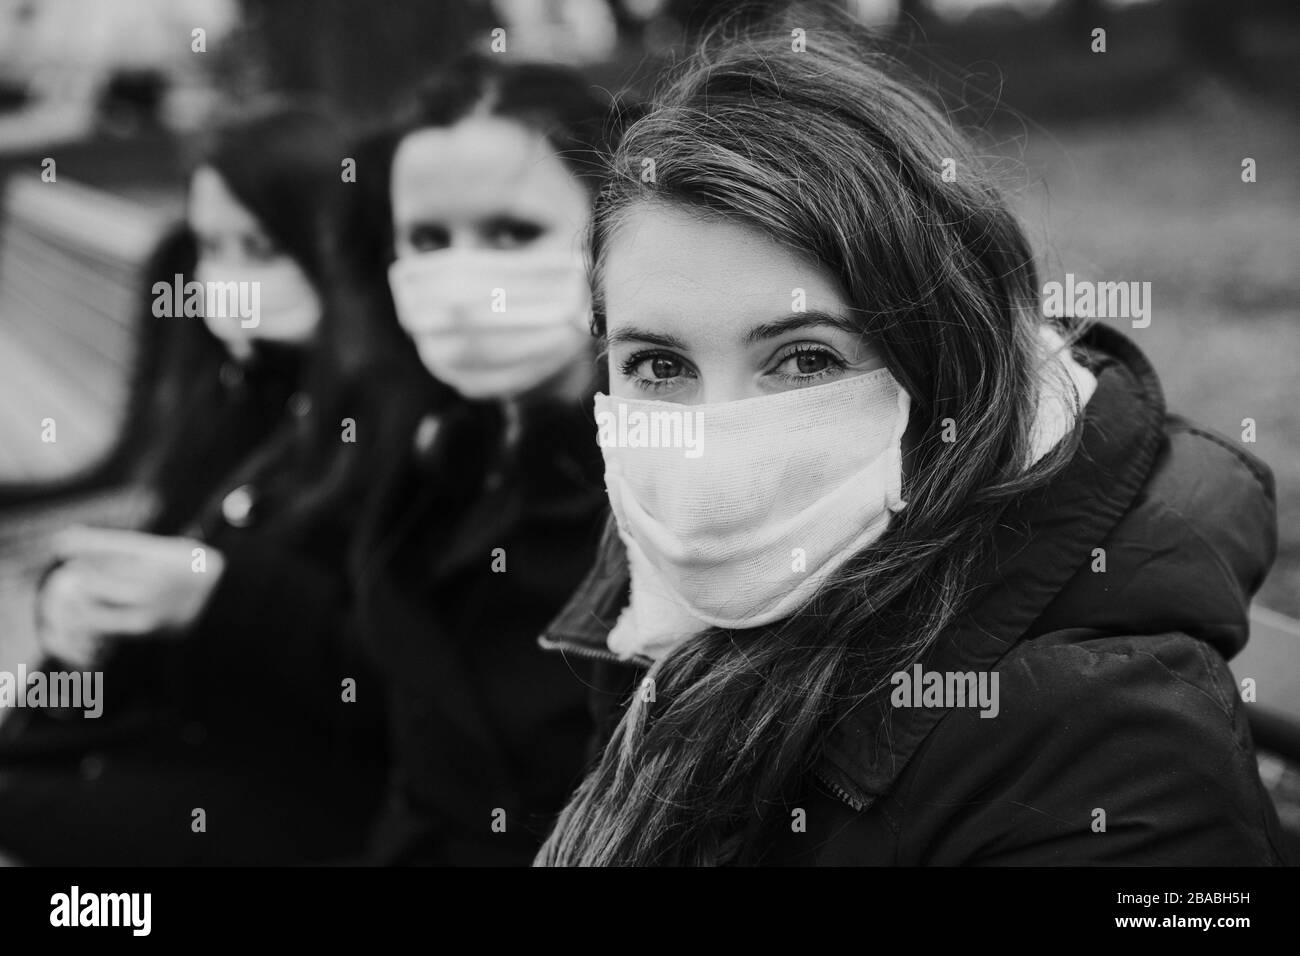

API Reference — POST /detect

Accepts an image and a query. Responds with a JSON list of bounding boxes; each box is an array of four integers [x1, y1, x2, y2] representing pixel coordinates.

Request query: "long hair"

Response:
[[138, 101, 345, 530], [540, 14, 1085, 866]]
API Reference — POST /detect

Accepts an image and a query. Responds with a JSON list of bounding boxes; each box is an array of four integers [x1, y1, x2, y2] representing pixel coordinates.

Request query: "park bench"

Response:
[[0, 172, 166, 674], [0, 173, 166, 488]]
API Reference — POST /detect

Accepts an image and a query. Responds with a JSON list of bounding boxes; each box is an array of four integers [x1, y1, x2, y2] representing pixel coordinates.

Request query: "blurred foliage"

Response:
[[221, 0, 1300, 123]]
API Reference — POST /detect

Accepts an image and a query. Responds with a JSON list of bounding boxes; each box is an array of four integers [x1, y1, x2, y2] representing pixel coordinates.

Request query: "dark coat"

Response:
[[0, 346, 387, 866], [539, 324, 1290, 866], [357, 395, 608, 866]]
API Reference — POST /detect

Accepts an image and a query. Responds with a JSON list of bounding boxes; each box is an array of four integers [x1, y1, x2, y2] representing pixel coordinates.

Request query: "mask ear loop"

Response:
[[887, 383, 912, 513]]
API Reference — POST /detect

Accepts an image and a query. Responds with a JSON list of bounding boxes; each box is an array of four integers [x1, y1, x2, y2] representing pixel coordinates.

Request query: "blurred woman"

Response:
[[0, 102, 387, 865], [537, 19, 1287, 866], [334, 55, 623, 865]]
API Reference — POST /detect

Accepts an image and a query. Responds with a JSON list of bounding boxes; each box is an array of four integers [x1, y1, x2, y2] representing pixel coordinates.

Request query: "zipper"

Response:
[[812, 765, 868, 813], [537, 633, 625, 665]]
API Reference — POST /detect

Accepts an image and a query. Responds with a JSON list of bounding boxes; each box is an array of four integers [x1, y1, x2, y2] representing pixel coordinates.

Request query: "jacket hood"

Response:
[[1029, 408, 1275, 660], [538, 323, 1278, 811]]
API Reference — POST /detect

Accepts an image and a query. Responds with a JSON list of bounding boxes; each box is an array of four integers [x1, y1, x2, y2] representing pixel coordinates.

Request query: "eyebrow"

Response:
[[604, 326, 691, 350], [605, 310, 858, 351], [743, 310, 859, 345]]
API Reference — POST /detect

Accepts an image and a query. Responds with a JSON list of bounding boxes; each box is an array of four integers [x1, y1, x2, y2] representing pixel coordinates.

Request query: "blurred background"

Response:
[[0, 0, 1297, 835]]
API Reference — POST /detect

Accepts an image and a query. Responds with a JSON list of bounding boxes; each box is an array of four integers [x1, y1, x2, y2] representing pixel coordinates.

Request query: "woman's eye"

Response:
[[794, 351, 832, 374], [484, 218, 544, 250], [772, 346, 844, 382], [620, 351, 694, 392], [647, 356, 681, 379], [407, 224, 449, 253]]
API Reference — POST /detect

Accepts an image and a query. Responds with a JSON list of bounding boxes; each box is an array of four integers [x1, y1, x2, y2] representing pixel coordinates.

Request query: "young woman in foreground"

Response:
[[538, 23, 1287, 866]]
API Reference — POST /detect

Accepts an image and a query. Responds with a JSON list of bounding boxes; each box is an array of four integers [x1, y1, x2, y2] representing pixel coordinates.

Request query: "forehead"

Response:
[[188, 166, 262, 233], [601, 202, 848, 341], [389, 116, 586, 223]]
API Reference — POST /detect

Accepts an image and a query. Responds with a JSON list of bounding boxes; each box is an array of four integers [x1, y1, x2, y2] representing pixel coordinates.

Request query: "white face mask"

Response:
[[596, 368, 911, 662], [387, 246, 592, 400], [195, 258, 322, 360]]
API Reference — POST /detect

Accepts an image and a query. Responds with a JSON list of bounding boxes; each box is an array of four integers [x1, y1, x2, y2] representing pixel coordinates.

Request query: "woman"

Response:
[[335, 56, 623, 865], [537, 21, 1288, 865], [0, 102, 388, 865]]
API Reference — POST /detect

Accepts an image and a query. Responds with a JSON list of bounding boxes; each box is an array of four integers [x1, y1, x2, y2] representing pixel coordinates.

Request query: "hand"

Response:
[[39, 528, 227, 655], [36, 562, 106, 668]]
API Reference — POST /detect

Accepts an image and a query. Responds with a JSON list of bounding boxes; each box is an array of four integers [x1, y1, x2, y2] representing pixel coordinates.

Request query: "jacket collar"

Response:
[[367, 391, 607, 585], [539, 324, 1168, 811]]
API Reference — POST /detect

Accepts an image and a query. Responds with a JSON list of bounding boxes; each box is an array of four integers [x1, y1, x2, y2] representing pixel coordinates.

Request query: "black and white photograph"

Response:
[[0, 0, 1296, 936]]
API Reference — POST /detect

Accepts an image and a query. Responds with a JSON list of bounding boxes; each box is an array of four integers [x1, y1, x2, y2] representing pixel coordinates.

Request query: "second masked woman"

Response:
[[335, 56, 624, 865]]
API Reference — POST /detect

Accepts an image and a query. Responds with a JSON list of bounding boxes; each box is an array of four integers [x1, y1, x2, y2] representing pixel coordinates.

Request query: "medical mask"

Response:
[[195, 258, 322, 358], [596, 368, 911, 662], [387, 246, 591, 400]]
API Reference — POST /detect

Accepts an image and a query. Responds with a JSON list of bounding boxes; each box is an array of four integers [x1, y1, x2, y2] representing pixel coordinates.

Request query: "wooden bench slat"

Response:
[[3, 177, 164, 263], [0, 176, 166, 484], [0, 326, 118, 482], [0, 282, 134, 387], [2, 227, 141, 338], [2, 222, 143, 290]]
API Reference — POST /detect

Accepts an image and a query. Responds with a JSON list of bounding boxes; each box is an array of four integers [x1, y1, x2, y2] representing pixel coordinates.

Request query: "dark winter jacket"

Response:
[[358, 393, 608, 866], [0, 344, 388, 866], [538, 323, 1290, 866]]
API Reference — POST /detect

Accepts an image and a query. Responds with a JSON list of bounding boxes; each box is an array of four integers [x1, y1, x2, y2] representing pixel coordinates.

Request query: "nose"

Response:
[[447, 231, 491, 252], [690, 364, 759, 406]]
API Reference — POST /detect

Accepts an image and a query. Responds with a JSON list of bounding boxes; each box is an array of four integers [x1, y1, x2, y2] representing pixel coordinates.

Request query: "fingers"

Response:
[[49, 526, 165, 563], [40, 563, 154, 638], [52, 560, 146, 607], [49, 528, 198, 590], [38, 568, 106, 666], [74, 602, 155, 636], [39, 626, 102, 670], [41, 531, 211, 641]]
